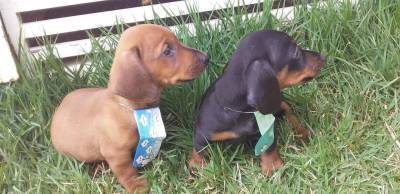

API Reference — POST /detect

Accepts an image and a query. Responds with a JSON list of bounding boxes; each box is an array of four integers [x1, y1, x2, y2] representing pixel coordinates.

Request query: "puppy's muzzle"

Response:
[[308, 52, 326, 69], [190, 51, 209, 76], [196, 51, 209, 66], [302, 54, 326, 83], [315, 54, 326, 71]]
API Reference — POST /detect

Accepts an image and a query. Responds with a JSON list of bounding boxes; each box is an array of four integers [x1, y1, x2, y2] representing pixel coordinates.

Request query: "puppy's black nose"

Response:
[[203, 55, 209, 65], [197, 52, 209, 65]]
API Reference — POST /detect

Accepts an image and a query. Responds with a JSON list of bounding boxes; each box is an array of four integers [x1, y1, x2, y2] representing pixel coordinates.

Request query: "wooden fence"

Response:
[[0, 0, 298, 83]]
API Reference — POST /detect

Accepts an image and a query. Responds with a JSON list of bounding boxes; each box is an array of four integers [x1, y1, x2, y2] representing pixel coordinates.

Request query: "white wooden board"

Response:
[[0, 18, 19, 83]]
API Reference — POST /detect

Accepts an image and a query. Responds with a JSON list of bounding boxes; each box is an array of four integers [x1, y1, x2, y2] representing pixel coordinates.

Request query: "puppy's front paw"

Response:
[[260, 151, 284, 176]]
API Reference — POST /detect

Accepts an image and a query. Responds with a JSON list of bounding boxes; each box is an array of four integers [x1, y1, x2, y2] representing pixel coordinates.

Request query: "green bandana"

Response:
[[254, 112, 275, 156]]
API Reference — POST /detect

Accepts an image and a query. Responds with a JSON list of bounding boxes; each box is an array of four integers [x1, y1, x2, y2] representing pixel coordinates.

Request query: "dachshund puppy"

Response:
[[51, 24, 208, 193], [190, 30, 325, 176]]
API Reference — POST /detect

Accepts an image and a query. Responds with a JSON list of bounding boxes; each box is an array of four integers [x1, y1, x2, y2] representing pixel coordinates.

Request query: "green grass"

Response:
[[1, 0, 400, 193]]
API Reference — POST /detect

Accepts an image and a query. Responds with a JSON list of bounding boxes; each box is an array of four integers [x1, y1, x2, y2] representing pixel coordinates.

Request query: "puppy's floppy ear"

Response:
[[246, 60, 282, 114], [108, 48, 159, 100]]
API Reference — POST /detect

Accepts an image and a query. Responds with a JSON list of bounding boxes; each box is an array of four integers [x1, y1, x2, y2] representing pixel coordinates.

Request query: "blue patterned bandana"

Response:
[[132, 107, 166, 168]]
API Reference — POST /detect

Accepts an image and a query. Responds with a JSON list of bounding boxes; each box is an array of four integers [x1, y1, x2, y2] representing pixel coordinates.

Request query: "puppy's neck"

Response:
[[114, 92, 162, 110], [107, 57, 165, 108], [107, 87, 162, 109], [108, 76, 164, 109]]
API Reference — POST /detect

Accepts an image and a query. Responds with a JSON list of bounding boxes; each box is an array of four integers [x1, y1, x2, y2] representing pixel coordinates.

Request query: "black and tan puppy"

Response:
[[189, 30, 325, 176], [51, 24, 208, 193]]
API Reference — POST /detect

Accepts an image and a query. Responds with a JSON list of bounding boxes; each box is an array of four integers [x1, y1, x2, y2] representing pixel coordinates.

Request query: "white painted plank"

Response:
[[14, 0, 107, 12], [271, 6, 294, 21], [23, 0, 262, 38], [0, 19, 19, 83], [29, 37, 110, 58], [29, 21, 210, 59], [29, 6, 295, 59]]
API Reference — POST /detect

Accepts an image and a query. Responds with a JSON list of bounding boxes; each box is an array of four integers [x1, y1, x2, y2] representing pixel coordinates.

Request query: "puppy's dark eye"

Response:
[[163, 44, 174, 57]]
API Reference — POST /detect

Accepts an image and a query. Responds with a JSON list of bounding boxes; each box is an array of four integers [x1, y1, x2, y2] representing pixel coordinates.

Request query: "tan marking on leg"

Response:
[[281, 101, 311, 141], [210, 131, 240, 141]]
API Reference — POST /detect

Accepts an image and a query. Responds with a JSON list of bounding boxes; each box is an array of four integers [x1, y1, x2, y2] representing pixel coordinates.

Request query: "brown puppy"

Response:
[[51, 24, 208, 193]]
